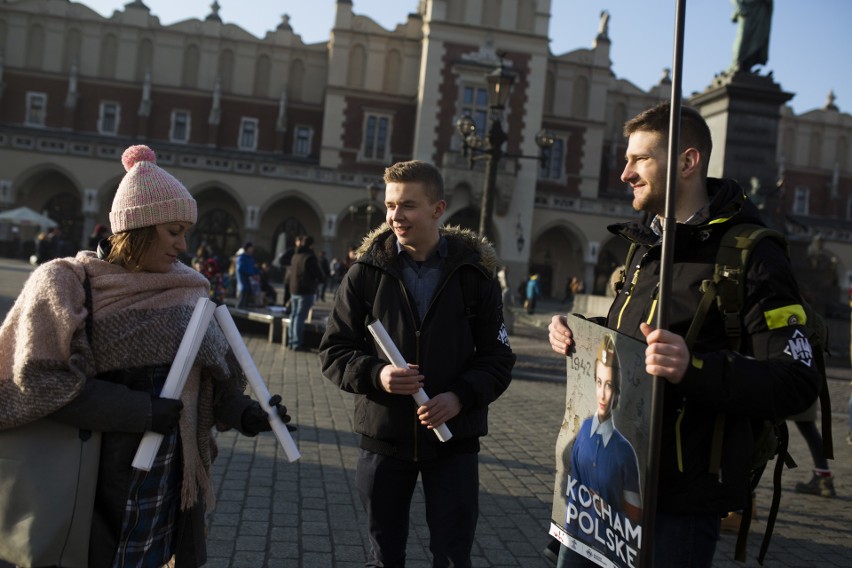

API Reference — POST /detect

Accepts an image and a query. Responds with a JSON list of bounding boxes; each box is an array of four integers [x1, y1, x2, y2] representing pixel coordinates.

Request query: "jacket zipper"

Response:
[[414, 329, 421, 461], [397, 279, 422, 462], [619, 248, 684, 473], [397, 266, 465, 461]]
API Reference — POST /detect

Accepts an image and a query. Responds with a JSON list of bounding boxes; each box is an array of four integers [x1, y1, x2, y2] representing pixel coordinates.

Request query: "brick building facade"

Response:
[[1, 0, 850, 306]]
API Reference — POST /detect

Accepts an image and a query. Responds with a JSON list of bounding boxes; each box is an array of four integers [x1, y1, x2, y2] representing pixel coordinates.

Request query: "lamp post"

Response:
[[348, 204, 358, 243], [456, 58, 555, 241], [350, 182, 383, 243], [365, 181, 381, 234]]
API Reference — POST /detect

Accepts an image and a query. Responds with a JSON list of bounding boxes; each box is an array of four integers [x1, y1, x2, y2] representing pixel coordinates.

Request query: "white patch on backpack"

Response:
[[783, 329, 813, 367], [497, 323, 510, 347]]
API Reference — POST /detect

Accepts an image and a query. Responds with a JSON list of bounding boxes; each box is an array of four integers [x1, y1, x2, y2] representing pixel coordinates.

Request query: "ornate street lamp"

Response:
[[456, 56, 555, 241], [365, 181, 381, 233], [348, 204, 358, 243]]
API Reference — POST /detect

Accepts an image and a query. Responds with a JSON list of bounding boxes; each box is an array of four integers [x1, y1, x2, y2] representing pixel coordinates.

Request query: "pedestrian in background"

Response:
[[317, 249, 332, 301], [0, 144, 290, 567], [202, 257, 227, 305], [288, 235, 325, 351], [320, 160, 514, 567], [791, 416, 836, 498], [88, 223, 110, 251], [562, 276, 583, 312], [258, 261, 278, 306], [235, 241, 258, 308], [277, 235, 303, 310], [498, 265, 515, 334], [525, 273, 541, 314], [329, 256, 344, 293]]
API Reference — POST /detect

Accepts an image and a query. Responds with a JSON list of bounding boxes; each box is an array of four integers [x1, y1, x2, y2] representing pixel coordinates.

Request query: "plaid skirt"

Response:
[[111, 429, 181, 568]]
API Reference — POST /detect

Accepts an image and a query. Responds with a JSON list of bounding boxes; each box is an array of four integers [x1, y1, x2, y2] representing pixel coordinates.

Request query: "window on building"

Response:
[[539, 137, 565, 181], [793, 186, 810, 215], [238, 118, 259, 151], [170, 110, 191, 143], [461, 85, 489, 135], [293, 125, 313, 157], [25, 92, 47, 126], [98, 102, 120, 135], [362, 113, 391, 161]]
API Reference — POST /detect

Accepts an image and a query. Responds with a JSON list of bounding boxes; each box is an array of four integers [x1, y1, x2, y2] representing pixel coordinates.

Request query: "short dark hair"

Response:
[[383, 160, 444, 202], [623, 102, 713, 176], [302, 235, 314, 248]]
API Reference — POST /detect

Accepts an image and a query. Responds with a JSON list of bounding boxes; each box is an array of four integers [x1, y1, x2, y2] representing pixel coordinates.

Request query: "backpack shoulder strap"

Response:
[[684, 224, 784, 350], [692, 224, 785, 480], [697, 224, 794, 564], [713, 223, 786, 351], [616, 242, 641, 293], [803, 304, 834, 459]]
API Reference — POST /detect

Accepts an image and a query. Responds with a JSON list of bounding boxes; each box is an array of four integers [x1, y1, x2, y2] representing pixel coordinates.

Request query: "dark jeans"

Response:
[[237, 286, 250, 308], [556, 512, 720, 568], [356, 449, 479, 568]]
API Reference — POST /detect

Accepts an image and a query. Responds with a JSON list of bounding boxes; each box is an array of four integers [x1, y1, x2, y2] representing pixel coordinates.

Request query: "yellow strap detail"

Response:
[[707, 215, 733, 225], [691, 355, 704, 369], [646, 299, 657, 325], [763, 304, 807, 330], [616, 295, 630, 330], [675, 407, 686, 473], [616, 268, 641, 330]]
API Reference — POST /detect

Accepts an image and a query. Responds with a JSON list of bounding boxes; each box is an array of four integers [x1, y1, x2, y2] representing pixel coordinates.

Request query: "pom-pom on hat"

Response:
[[109, 145, 197, 233]]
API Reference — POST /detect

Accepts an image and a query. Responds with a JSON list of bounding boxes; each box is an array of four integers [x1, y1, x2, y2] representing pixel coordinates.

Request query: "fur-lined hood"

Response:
[[355, 223, 500, 277]]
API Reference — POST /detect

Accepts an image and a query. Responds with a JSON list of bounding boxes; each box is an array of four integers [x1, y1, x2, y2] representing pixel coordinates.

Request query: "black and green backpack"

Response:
[[684, 223, 834, 565]]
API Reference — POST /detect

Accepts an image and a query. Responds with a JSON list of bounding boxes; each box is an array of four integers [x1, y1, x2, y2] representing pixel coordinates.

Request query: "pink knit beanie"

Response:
[[109, 145, 197, 233]]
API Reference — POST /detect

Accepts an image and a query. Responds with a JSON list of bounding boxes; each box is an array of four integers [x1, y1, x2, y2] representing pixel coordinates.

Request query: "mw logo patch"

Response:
[[783, 329, 813, 367], [497, 322, 511, 347]]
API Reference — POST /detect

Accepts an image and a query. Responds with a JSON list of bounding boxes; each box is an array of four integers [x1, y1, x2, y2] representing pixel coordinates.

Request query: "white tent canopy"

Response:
[[0, 206, 58, 229]]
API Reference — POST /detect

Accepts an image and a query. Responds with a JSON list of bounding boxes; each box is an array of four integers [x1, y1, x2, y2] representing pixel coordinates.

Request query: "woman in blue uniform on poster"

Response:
[[563, 334, 642, 568]]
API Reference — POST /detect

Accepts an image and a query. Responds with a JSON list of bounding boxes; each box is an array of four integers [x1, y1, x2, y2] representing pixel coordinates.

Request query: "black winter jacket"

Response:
[[606, 178, 821, 514], [319, 225, 515, 461]]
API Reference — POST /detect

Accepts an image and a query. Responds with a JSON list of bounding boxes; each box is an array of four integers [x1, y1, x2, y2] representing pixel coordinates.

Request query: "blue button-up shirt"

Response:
[[396, 236, 448, 322]]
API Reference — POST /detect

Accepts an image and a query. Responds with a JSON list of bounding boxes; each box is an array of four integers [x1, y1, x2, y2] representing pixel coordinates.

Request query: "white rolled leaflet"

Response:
[[367, 320, 453, 442]]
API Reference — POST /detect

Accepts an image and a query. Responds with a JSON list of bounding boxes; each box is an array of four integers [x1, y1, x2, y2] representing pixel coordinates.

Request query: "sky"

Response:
[[78, 0, 851, 116]]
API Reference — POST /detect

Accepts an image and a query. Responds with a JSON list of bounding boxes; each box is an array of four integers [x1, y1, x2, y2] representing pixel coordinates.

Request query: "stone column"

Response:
[[689, 72, 793, 227]]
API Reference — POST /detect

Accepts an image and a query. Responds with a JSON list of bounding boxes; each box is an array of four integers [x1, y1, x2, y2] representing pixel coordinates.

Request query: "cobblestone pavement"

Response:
[[0, 259, 849, 567]]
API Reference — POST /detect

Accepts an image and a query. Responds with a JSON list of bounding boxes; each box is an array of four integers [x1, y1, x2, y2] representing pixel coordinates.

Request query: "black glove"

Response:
[[241, 395, 294, 435], [150, 397, 184, 434]]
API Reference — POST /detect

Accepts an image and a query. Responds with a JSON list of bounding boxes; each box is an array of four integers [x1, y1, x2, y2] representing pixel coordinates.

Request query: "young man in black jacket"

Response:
[[320, 160, 514, 567], [547, 102, 821, 567]]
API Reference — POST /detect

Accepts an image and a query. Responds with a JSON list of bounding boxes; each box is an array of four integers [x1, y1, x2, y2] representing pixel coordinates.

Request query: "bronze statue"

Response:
[[728, 0, 773, 74]]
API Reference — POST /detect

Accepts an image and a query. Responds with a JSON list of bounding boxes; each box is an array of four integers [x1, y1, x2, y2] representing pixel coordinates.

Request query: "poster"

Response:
[[549, 315, 654, 568]]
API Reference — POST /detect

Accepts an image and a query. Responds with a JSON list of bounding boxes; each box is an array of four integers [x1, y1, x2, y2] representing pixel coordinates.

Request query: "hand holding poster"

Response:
[[214, 305, 300, 462], [132, 297, 216, 471], [549, 315, 653, 568]]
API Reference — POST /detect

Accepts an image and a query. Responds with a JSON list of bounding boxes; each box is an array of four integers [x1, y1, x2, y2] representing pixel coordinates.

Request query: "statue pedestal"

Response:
[[689, 71, 793, 195]]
